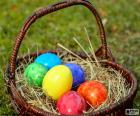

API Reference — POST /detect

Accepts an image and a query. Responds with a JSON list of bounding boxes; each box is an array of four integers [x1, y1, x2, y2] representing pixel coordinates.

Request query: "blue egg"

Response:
[[65, 63, 85, 88], [35, 52, 62, 69]]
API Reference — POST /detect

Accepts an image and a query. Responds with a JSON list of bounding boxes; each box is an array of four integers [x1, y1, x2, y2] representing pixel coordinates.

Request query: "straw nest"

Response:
[[15, 50, 130, 115], [14, 29, 131, 114]]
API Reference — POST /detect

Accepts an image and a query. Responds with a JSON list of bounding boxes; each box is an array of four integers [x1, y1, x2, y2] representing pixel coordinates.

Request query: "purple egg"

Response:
[[65, 63, 85, 88]]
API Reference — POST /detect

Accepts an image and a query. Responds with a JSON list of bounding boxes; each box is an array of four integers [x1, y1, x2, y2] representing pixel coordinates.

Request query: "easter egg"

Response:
[[42, 65, 73, 100], [35, 52, 62, 69], [77, 81, 107, 108], [24, 63, 48, 87], [57, 91, 86, 115], [65, 63, 85, 88]]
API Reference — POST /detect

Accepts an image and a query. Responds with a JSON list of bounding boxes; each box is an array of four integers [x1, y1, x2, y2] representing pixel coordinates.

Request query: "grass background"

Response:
[[0, 0, 140, 114]]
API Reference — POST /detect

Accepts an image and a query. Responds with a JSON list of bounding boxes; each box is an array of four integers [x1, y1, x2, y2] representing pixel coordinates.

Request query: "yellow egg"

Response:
[[42, 65, 73, 100]]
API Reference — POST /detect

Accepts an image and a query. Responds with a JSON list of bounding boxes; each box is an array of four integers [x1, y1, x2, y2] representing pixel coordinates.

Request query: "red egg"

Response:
[[77, 81, 107, 108], [57, 91, 86, 115]]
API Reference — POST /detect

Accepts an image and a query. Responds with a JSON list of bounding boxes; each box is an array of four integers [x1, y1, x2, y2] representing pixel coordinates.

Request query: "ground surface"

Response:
[[0, 0, 140, 115]]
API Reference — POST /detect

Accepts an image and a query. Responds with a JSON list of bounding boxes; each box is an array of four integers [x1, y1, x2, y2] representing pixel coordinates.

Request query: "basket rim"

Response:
[[5, 50, 138, 115]]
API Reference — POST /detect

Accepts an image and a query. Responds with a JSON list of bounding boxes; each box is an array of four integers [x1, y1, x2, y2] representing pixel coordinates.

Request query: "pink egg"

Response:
[[57, 91, 86, 115]]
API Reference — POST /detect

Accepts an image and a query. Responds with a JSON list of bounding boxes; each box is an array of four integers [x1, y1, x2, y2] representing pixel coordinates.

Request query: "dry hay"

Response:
[[15, 51, 130, 115], [15, 28, 131, 114]]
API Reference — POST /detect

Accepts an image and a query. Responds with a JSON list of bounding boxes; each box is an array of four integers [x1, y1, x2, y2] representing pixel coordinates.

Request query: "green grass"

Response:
[[0, 0, 140, 114]]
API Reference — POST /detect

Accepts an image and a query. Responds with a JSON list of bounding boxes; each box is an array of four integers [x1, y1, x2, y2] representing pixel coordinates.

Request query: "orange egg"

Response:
[[77, 81, 107, 108], [77, 81, 90, 98]]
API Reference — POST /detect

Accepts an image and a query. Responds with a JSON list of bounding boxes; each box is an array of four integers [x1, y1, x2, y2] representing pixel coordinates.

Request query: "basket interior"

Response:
[[13, 50, 133, 115]]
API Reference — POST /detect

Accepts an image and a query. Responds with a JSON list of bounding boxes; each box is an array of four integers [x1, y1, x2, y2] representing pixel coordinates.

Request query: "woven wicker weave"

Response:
[[5, 0, 137, 115]]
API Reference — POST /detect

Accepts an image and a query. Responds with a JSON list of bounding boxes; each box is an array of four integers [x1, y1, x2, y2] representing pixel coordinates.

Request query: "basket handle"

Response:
[[9, 0, 107, 79]]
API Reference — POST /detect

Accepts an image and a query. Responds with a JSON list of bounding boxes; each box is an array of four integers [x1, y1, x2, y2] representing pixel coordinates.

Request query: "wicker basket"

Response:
[[5, 0, 137, 115]]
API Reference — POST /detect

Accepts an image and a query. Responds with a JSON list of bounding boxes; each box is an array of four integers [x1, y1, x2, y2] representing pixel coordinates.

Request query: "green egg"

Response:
[[24, 62, 48, 87]]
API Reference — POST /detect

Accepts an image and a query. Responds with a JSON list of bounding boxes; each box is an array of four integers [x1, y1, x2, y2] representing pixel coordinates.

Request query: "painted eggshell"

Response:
[[57, 91, 86, 115], [42, 65, 73, 100], [24, 62, 48, 87], [77, 81, 107, 108], [35, 52, 62, 69], [65, 63, 85, 88]]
